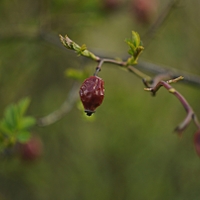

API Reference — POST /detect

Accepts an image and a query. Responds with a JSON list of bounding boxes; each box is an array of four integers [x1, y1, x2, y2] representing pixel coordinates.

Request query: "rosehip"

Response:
[[79, 76, 105, 116], [194, 129, 200, 157], [18, 136, 43, 161]]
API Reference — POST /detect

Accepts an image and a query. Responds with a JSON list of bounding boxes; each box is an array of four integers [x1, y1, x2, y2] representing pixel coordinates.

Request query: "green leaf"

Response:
[[3, 104, 18, 131], [19, 117, 36, 130], [17, 131, 31, 143], [0, 119, 13, 134], [59, 34, 100, 61], [125, 31, 144, 64], [59, 34, 81, 50], [131, 31, 140, 47], [0, 97, 33, 135], [80, 44, 87, 51], [17, 97, 31, 117], [77, 44, 88, 56], [125, 31, 143, 53]]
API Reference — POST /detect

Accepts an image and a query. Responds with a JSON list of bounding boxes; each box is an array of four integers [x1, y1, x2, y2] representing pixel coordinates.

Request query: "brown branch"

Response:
[[137, 61, 200, 87], [37, 82, 80, 127], [144, 77, 200, 135], [1, 28, 200, 87]]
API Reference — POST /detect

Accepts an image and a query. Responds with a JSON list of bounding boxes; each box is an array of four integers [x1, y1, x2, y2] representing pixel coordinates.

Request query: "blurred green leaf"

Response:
[[0, 119, 13, 135], [0, 97, 34, 144], [17, 131, 31, 143], [19, 117, 36, 130], [3, 104, 18, 131], [17, 97, 31, 117], [0, 97, 32, 134], [131, 31, 141, 47], [80, 44, 87, 51]]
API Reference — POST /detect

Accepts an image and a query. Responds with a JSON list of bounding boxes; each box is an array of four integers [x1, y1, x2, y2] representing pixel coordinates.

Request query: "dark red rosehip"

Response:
[[194, 129, 200, 157], [18, 136, 43, 161], [79, 76, 105, 116]]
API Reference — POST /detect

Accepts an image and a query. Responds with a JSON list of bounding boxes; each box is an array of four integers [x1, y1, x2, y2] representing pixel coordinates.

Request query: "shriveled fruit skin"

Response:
[[79, 76, 105, 116]]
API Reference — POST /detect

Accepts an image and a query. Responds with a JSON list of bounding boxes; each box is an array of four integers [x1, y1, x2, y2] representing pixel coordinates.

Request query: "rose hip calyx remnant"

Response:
[[79, 76, 105, 116]]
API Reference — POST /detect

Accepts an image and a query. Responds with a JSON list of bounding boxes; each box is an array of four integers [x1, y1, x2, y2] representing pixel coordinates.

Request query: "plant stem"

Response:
[[37, 82, 80, 127], [93, 58, 152, 81], [94, 58, 126, 76], [144, 77, 200, 134], [127, 65, 152, 82]]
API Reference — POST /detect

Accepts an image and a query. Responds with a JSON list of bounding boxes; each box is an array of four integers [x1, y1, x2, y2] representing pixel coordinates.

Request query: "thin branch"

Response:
[[127, 65, 152, 81], [93, 57, 200, 88], [144, 77, 200, 135], [92, 56, 155, 82], [37, 82, 80, 127], [137, 60, 200, 87], [1, 28, 200, 87], [94, 58, 126, 76]]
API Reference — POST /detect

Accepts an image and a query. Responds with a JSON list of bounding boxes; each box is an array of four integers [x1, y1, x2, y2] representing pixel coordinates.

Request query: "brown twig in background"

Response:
[[37, 82, 80, 127]]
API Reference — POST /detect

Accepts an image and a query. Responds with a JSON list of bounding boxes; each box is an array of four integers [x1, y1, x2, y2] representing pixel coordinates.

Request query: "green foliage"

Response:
[[125, 31, 144, 65], [59, 34, 100, 61], [60, 30, 145, 67], [0, 97, 36, 150], [1, 1, 200, 200]]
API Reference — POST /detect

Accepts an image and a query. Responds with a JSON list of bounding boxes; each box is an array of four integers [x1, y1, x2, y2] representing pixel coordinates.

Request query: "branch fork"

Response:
[[144, 76, 200, 135]]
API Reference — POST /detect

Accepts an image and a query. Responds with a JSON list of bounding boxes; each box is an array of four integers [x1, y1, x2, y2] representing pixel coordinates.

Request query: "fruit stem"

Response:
[[94, 58, 126, 76], [93, 58, 152, 81]]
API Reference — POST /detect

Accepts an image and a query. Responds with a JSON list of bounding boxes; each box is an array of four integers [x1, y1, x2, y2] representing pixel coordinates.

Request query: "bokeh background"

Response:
[[1, 0, 200, 199]]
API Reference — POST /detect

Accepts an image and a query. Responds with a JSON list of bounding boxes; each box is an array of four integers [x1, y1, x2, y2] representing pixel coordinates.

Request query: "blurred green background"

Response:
[[1, 0, 200, 199]]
